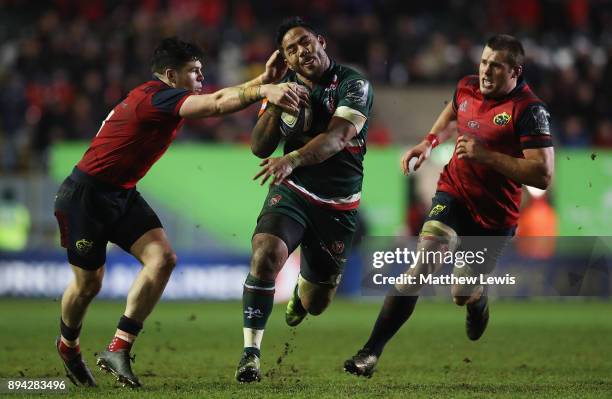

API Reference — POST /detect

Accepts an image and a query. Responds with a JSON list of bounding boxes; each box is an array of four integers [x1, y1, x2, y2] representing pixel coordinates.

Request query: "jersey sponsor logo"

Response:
[[269, 194, 282, 206], [244, 307, 264, 319], [459, 100, 468, 112], [280, 112, 298, 128], [75, 239, 93, 255], [493, 112, 512, 126], [467, 120, 480, 129], [345, 79, 369, 107], [428, 204, 446, 217], [530, 105, 551, 135]]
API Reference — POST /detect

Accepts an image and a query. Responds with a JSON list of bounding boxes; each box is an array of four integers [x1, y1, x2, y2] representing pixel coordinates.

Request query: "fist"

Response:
[[456, 135, 487, 161]]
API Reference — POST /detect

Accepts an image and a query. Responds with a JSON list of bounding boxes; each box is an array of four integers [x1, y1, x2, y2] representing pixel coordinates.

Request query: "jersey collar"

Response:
[[152, 76, 171, 87], [318, 59, 337, 85]]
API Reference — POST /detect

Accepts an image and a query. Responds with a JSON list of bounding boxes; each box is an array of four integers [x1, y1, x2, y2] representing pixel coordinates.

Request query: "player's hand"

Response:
[[253, 156, 295, 186], [262, 50, 288, 84], [400, 140, 432, 175], [261, 83, 309, 114], [456, 135, 487, 161]]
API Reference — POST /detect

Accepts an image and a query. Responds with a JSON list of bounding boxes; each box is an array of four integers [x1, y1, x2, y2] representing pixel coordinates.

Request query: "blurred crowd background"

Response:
[[1, 0, 612, 173]]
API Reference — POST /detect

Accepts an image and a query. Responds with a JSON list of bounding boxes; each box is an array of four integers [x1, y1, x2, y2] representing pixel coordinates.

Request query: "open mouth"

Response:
[[482, 77, 494, 89], [302, 57, 315, 67]]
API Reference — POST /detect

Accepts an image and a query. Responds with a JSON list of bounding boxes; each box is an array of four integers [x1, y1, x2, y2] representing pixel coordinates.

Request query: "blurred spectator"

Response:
[[561, 116, 591, 147], [517, 187, 558, 259], [594, 119, 612, 147]]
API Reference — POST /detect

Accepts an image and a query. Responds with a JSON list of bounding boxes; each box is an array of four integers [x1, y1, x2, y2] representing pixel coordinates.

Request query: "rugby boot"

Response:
[[466, 295, 490, 341], [285, 283, 307, 327], [97, 349, 141, 388], [56, 337, 97, 387], [343, 348, 378, 378], [235, 350, 262, 383]]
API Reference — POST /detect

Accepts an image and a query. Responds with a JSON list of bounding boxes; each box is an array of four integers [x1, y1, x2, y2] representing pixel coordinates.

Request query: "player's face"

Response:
[[478, 46, 519, 98], [281, 27, 328, 80], [175, 60, 204, 93]]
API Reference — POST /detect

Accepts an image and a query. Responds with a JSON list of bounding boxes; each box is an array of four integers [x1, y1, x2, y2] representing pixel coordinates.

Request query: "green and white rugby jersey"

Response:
[[278, 61, 373, 211]]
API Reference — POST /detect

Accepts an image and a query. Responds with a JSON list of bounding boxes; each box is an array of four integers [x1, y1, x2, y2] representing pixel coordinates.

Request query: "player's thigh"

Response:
[[54, 178, 112, 270], [128, 228, 177, 271], [255, 184, 309, 248], [109, 190, 167, 265], [251, 185, 308, 275], [251, 212, 305, 278], [253, 212, 305, 255], [423, 191, 470, 237], [299, 208, 357, 288]]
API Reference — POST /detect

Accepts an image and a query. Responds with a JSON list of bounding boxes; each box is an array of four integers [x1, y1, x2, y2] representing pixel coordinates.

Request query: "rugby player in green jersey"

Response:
[[235, 17, 374, 383]]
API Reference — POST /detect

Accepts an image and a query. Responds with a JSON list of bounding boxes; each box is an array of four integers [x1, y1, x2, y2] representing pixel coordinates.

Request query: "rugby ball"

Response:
[[280, 105, 312, 138]]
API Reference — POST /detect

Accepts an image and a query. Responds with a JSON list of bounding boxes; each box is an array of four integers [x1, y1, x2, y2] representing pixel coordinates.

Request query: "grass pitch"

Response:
[[0, 298, 611, 398]]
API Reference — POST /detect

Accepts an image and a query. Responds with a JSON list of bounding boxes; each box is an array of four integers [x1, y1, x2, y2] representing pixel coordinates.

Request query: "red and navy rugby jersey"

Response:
[[77, 79, 192, 188], [437, 75, 553, 229]]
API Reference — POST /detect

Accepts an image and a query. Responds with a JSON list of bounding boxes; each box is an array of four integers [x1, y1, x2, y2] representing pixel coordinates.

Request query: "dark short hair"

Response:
[[485, 34, 525, 68], [275, 17, 318, 49], [151, 37, 203, 74]]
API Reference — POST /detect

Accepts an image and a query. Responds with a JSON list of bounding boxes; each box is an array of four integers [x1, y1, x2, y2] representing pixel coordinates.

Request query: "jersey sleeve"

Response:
[[452, 75, 476, 113], [451, 87, 459, 113], [335, 77, 373, 133], [152, 87, 192, 116], [515, 103, 553, 149]]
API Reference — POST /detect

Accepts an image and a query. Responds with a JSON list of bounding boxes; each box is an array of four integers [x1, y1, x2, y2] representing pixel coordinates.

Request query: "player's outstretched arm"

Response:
[[401, 101, 457, 175], [179, 83, 308, 119]]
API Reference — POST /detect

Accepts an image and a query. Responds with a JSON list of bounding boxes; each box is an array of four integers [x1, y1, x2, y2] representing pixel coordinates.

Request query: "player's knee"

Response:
[[161, 250, 177, 271], [419, 221, 459, 251], [302, 298, 330, 315], [300, 283, 334, 315], [77, 277, 103, 299], [251, 238, 286, 280], [149, 249, 177, 274]]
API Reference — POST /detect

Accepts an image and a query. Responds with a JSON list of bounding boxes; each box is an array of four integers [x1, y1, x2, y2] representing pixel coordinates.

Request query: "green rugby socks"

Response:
[[242, 273, 275, 353]]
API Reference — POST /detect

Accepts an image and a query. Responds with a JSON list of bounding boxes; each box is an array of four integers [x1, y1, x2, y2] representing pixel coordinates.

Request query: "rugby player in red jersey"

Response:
[[344, 34, 554, 377], [53, 37, 308, 387]]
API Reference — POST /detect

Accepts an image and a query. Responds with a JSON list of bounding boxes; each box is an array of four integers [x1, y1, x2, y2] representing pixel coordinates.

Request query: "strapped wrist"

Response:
[[239, 86, 263, 105], [286, 150, 302, 168], [425, 133, 439, 148]]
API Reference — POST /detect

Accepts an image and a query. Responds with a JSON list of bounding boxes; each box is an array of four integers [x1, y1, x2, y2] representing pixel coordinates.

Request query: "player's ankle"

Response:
[[107, 336, 133, 352], [244, 346, 261, 357], [107, 315, 143, 352], [58, 339, 80, 360], [363, 344, 383, 358]]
